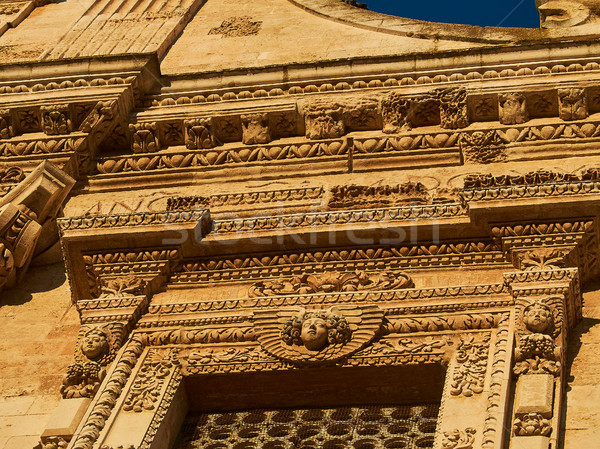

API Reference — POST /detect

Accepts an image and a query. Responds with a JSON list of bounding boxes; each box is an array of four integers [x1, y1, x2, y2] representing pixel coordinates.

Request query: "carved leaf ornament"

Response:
[[248, 270, 413, 297], [253, 305, 383, 365]]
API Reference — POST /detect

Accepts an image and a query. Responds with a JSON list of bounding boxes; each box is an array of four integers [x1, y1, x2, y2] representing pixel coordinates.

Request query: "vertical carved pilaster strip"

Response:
[[482, 316, 512, 449], [71, 337, 145, 449]]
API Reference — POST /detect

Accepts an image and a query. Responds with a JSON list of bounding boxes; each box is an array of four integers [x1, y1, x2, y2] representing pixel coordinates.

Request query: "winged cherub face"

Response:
[[82, 329, 109, 360], [523, 303, 553, 334], [300, 316, 329, 351]]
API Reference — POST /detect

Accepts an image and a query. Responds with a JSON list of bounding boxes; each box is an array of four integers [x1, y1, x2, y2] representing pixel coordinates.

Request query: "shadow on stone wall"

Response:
[[0, 262, 67, 307]]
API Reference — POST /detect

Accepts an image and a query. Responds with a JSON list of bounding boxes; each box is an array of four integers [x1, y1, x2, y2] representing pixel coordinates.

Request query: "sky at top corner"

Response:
[[365, 0, 541, 28]]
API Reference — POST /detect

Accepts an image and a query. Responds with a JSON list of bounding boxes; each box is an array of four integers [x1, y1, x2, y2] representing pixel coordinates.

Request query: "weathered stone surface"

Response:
[[515, 374, 554, 417], [2, 1, 600, 449]]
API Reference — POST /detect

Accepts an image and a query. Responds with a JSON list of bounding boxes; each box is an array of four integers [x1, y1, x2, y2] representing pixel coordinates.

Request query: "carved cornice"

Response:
[[145, 60, 600, 109], [92, 116, 600, 176], [166, 186, 324, 211], [58, 209, 209, 231], [145, 284, 509, 318], [212, 203, 467, 233]]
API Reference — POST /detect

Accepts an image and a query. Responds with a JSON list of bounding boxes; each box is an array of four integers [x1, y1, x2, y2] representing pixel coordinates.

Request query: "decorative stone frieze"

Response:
[[248, 270, 413, 297]]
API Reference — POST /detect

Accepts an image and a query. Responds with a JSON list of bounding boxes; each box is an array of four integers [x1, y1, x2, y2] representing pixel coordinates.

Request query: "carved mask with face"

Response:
[[81, 329, 109, 361], [300, 316, 329, 351], [523, 303, 554, 334]]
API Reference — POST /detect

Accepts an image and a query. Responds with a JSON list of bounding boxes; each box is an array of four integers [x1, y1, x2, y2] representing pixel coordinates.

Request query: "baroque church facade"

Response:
[[1, 0, 600, 448]]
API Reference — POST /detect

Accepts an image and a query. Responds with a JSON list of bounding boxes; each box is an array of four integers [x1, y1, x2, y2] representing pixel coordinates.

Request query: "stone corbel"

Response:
[[0, 160, 74, 293], [491, 220, 598, 282]]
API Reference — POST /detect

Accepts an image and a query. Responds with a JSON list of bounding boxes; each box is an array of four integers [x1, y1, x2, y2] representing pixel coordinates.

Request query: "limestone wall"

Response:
[[563, 282, 600, 448], [0, 264, 77, 449]]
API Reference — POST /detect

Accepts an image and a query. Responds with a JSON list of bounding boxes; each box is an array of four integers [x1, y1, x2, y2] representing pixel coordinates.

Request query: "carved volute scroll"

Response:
[[253, 305, 383, 365]]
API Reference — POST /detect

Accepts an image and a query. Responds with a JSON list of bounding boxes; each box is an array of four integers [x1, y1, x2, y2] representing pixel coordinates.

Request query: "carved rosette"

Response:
[[253, 305, 383, 365], [442, 427, 476, 449]]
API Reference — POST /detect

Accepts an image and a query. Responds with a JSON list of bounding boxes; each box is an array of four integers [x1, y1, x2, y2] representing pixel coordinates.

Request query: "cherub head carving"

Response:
[[81, 328, 109, 360], [281, 311, 352, 351], [523, 302, 554, 334], [517, 296, 563, 339], [254, 305, 383, 365], [75, 322, 126, 366]]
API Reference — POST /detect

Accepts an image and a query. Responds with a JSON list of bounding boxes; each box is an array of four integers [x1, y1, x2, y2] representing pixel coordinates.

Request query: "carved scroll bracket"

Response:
[[0, 160, 74, 293]]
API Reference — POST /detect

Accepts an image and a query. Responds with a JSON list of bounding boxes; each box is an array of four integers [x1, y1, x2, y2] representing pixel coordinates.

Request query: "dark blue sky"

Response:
[[366, 0, 541, 28]]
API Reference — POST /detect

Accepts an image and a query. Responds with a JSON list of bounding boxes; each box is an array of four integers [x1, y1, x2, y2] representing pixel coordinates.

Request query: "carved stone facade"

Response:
[[1, 1, 600, 449]]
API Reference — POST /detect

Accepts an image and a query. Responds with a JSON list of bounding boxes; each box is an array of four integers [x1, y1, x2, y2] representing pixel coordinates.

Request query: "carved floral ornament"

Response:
[[248, 270, 414, 297], [253, 305, 383, 364], [442, 427, 476, 449]]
